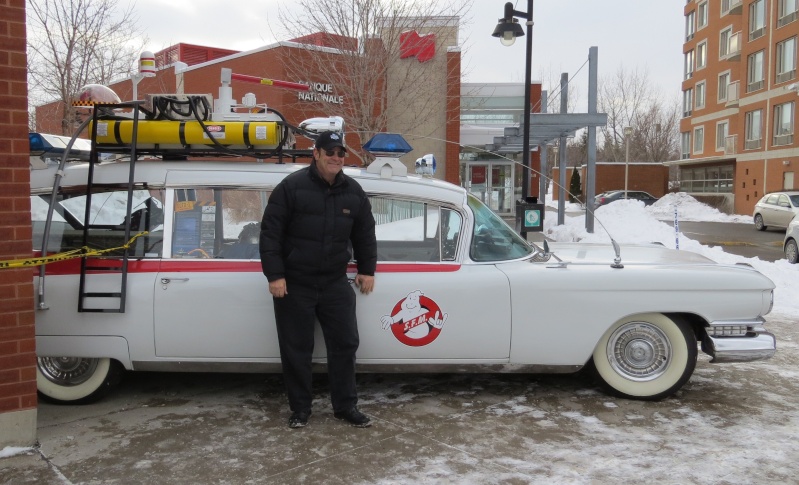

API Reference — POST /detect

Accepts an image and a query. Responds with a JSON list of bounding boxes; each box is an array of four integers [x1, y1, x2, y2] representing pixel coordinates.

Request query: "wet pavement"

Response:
[[2, 312, 798, 484]]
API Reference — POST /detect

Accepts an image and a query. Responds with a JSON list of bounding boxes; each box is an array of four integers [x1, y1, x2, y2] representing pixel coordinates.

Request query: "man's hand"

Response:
[[354, 274, 375, 294], [269, 278, 287, 298]]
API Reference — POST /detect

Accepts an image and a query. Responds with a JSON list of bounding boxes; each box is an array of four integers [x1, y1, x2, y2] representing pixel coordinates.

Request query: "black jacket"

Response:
[[259, 162, 377, 287]]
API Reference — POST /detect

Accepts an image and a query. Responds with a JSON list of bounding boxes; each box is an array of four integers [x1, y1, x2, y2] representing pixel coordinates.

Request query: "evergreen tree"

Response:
[[569, 166, 582, 203]]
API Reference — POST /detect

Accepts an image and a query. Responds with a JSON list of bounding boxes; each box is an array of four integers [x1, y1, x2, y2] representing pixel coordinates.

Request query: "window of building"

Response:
[[716, 120, 729, 151], [686, 10, 696, 41], [718, 71, 731, 102], [685, 49, 695, 80], [696, 80, 706, 109], [745, 109, 763, 149], [680, 165, 734, 193], [750, 0, 766, 40], [693, 126, 705, 154], [683, 88, 693, 117], [697, 40, 707, 69], [681, 132, 691, 159], [698, 1, 709, 29], [720, 27, 732, 58], [774, 101, 795, 146], [721, 0, 734, 15], [747, 50, 765, 92], [776, 36, 797, 84], [778, 0, 798, 27]]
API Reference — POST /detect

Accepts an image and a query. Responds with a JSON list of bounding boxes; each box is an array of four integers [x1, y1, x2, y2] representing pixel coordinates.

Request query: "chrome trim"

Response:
[[704, 333, 776, 363], [708, 317, 766, 327]]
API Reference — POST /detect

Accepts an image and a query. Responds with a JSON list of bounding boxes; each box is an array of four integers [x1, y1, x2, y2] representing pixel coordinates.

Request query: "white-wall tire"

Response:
[[37, 357, 122, 404], [592, 313, 697, 401]]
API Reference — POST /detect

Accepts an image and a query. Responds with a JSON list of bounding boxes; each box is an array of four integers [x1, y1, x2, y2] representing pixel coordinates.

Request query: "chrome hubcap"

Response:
[[38, 357, 99, 386], [606, 322, 671, 381], [788, 242, 798, 262]]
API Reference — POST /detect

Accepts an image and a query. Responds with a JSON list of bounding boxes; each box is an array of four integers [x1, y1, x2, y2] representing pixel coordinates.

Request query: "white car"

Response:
[[784, 217, 799, 263], [30, 157, 777, 404], [753, 191, 799, 231]]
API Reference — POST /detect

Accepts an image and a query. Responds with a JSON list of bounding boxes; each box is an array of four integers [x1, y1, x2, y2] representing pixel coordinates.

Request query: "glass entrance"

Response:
[[462, 162, 514, 215]]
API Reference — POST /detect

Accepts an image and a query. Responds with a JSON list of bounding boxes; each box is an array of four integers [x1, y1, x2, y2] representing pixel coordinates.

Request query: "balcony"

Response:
[[729, 0, 743, 14], [724, 135, 737, 155], [726, 31, 741, 61], [726, 81, 740, 107]]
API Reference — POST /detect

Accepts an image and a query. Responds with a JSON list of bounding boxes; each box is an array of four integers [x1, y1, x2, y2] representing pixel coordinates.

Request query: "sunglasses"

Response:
[[322, 148, 347, 158]]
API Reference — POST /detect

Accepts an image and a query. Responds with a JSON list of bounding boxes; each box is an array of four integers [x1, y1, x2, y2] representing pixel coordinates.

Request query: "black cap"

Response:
[[315, 131, 347, 151]]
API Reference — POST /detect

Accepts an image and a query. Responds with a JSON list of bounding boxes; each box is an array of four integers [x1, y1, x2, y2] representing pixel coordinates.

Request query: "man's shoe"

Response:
[[288, 410, 311, 429], [334, 407, 371, 428]]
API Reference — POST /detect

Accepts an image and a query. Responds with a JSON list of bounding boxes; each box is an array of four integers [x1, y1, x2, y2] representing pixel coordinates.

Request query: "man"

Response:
[[259, 131, 377, 429]]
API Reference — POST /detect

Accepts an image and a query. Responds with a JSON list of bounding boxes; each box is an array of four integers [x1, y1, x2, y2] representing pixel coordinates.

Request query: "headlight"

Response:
[[764, 289, 774, 316]]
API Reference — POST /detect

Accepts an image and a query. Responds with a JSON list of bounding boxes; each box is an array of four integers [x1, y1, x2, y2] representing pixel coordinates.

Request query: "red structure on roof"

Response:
[[154, 43, 240, 68]]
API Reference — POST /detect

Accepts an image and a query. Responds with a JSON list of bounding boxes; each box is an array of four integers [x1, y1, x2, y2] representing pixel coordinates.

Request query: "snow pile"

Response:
[[647, 192, 751, 223]]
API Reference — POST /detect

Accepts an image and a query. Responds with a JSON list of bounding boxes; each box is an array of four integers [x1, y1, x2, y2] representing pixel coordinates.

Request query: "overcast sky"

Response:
[[133, 0, 686, 109]]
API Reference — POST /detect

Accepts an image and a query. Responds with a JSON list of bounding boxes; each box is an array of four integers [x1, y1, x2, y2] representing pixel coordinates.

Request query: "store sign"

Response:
[[297, 81, 345, 105], [400, 30, 436, 63]]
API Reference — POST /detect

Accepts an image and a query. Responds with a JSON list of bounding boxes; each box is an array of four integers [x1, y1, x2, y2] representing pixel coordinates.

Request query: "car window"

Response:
[[790, 195, 799, 207], [468, 194, 533, 262], [778, 195, 790, 207], [32, 188, 165, 258], [371, 197, 461, 262], [171, 188, 268, 259], [766, 194, 779, 205]]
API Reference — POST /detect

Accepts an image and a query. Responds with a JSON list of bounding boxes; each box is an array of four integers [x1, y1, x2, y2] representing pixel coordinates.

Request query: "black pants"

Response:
[[273, 277, 359, 414]]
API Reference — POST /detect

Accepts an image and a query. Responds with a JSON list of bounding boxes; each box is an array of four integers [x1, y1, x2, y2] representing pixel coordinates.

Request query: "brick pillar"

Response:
[[0, 0, 37, 448], [444, 48, 461, 186]]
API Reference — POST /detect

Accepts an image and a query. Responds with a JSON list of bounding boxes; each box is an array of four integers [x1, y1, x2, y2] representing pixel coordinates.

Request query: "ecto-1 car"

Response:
[[30, 156, 777, 404]]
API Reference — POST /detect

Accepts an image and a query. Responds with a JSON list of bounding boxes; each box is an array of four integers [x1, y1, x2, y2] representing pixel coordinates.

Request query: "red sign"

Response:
[[400, 31, 436, 63]]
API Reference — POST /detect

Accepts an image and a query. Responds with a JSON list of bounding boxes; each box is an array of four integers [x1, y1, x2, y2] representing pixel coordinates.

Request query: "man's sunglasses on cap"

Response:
[[323, 148, 347, 157]]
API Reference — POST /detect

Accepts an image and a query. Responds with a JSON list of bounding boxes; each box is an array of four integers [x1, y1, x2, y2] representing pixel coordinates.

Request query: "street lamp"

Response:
[[624, 126, 632, 199], [493, 0, 533, 205]]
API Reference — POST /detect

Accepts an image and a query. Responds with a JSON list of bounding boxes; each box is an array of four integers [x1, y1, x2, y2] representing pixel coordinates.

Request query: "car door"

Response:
[[761, 194, 780, 226], [153, 186, 280, 359], [774, 194, 795, 228], [353, 197, 511, 362]]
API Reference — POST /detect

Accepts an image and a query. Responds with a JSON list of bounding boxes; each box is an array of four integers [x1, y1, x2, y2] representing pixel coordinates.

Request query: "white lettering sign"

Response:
[[298, 81, 345, 105]]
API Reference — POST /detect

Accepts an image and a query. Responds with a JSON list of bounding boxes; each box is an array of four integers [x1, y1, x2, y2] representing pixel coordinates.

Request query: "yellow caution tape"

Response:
[[0, 232, 149, 269]]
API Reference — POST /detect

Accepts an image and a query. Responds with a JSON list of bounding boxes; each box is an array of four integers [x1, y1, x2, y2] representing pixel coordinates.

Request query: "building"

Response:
[[35, 20, 463, 188], [676, 0, 799, 215]]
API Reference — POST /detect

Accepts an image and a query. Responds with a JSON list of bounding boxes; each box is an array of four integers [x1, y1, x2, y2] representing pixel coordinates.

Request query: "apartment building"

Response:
[[677, 0, 799, 215]]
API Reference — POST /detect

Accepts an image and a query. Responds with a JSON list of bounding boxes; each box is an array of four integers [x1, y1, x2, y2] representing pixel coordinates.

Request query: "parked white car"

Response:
[[753, 191, 799, 231], [30, 157, 777, 404], [784, 217, 799, 264]]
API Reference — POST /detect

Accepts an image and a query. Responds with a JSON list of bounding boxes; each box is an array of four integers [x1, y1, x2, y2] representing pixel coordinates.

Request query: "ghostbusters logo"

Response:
[[380, 290, 448, 347]]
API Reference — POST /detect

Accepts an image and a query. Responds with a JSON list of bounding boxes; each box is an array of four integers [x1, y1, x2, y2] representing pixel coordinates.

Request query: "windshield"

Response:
[[468, 194, 534, 262]]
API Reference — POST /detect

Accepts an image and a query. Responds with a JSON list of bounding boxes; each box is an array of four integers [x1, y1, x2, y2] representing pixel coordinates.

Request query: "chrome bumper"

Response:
[[702, 318, 776, 363]]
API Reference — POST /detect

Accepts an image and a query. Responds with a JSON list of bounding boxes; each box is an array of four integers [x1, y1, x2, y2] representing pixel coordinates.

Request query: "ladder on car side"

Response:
[[77, 102, 142, 313]]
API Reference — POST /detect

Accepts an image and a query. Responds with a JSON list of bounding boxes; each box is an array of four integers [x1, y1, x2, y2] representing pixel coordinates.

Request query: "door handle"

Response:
[[161, 277, 189, 289]]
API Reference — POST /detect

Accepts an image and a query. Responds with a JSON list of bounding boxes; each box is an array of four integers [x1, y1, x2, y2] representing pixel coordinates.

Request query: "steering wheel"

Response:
[[187, 248, 211, 259]]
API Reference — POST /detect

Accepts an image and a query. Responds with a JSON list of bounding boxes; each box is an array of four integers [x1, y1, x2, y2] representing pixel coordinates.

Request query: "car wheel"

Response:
[[591, 313, 697, 401], [786, 239, 799, 264], [754, 214, 767, 231], [37, 357, 123, 404]]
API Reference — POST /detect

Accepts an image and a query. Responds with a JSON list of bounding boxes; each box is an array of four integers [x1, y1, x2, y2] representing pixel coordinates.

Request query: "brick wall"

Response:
[[552, 163, 670, 201], [0, 0, 37, 446]]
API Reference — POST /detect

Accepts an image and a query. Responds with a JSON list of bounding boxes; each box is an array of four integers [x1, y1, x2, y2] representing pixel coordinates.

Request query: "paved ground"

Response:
[[2, 313, 797, 484]]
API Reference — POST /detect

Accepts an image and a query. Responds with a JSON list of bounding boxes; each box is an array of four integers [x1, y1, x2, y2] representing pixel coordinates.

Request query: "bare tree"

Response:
[[276, 0, 470, 163], [598, 66, 680, 163], [27, 0, 146, 135]]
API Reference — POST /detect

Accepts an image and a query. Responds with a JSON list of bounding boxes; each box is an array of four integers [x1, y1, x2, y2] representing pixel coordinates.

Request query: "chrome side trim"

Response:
[[131, 361, 584, 374]]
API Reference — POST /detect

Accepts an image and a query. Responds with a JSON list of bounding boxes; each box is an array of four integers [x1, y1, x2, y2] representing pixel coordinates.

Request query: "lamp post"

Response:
[[493, 1, 533, 205], [623, 126, 632, 199]]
